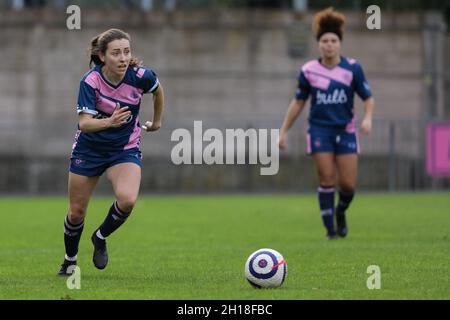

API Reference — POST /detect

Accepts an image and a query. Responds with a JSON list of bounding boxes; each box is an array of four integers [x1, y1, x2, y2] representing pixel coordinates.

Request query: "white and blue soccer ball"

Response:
[[244, 248, 288, 288]]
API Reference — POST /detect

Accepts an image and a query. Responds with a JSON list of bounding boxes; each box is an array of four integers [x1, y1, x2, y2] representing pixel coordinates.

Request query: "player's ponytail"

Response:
[[129, 57, 141, 67], [89, 35, 103, 67], [88, 29, 142, 68]]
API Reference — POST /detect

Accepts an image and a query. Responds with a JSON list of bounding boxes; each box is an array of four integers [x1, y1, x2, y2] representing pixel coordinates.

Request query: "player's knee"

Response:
[[117, 195, 137, 213], [342, 187, 355, 194], [68, 207, 86, 224], [339, 182, 355, 193], [319, 175, 335, 186]]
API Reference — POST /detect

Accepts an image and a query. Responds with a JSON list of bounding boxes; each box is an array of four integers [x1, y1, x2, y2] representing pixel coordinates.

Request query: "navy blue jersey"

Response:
[[295, 56, 372, 132], [72, 64, 159, 154]]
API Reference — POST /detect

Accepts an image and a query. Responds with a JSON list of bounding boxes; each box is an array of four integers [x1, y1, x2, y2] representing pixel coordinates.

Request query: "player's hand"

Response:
[[360, 118, 372, 135], [141, 120, 161, 132], [278, 133, 288, 151], [108, 103, 131, 128]]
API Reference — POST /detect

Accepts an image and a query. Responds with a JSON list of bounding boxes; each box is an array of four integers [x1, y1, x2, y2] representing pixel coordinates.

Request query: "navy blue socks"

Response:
[[97, 201, 131, 239], [64, 215, 84, 260], [318, 185, 336, 236], [336, 190, 355, 216]]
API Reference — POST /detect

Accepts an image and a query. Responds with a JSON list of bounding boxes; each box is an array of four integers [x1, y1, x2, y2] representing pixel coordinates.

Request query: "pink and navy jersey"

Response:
[[73, 64, 159, 153], [295, 56, 372, 131]]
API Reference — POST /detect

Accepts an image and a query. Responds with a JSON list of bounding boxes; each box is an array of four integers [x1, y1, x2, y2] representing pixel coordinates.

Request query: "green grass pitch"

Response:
[[0, 193, 449, 300]]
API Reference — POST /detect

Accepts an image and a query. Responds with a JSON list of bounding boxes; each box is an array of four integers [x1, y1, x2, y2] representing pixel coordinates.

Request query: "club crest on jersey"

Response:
[[73, 158, 85, 166], [316, 89, 348, 105]]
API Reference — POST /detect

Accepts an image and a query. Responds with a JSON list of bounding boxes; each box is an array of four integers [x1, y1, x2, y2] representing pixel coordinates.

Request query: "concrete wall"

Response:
[[0, 8, 447, 193], [445, 34, 450, 119]]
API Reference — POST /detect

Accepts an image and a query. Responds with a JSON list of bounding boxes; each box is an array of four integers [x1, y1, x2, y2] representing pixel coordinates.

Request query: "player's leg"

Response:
[[91, 162, 141, 269], [58, 173, 99, 276], [312, 152, 338, 239], [100, 162, 141, 237], [335, 154, 358, 237]]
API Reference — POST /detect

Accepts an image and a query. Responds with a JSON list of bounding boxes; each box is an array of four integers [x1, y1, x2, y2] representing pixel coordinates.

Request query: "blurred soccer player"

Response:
[[58, 29, 164, 275], [278, 8, 375, 240]]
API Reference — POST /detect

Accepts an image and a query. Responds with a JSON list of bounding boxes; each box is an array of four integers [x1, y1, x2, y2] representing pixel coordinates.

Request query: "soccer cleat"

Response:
[[91, 232, 108, 270], [57, 259, 77, 276], [336, 212, 348, 237]]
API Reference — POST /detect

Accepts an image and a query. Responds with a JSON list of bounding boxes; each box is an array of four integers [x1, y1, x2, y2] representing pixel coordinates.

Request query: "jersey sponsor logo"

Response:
[[316, 89, 348, 105]]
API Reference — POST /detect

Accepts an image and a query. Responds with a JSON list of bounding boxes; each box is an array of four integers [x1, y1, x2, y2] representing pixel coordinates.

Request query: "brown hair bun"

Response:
[[312, 8, 345, 41]]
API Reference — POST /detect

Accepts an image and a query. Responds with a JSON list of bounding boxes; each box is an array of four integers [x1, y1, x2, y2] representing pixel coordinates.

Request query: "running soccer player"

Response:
[[58, 28, 164, 275], [278, 8, 375, 240]]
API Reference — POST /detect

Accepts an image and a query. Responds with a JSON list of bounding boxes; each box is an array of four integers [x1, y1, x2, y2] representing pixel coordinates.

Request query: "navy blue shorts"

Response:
[[306, 126, 359, 155], [69, 147, 142, 177]]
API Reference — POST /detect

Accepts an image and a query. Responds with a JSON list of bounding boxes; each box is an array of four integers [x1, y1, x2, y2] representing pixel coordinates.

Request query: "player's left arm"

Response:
[[361, 96, 374, 135], [354, 63, 375, 135], [142, 84, 164, 132]]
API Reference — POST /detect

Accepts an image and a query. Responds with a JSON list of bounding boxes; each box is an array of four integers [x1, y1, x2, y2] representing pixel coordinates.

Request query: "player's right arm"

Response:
[[76, 77, 131, 133], [79, 103, 131, 133], [278, 99, 306, 151], [278, 68, 310, 151]]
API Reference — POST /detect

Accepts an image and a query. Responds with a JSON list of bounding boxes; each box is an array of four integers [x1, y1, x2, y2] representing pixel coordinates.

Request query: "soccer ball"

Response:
[[244, 248, 287, 288]]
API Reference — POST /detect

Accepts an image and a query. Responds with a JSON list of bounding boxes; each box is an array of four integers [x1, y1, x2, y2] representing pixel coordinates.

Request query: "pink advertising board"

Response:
[[427, 123, 450, 177]]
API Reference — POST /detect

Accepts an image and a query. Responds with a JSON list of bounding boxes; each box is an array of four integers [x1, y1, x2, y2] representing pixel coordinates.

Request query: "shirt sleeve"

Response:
[[137, 68, 160, 94], [353, 63, 372, 101], [295, 70, 310, 101], [76, 80, 98, 116]]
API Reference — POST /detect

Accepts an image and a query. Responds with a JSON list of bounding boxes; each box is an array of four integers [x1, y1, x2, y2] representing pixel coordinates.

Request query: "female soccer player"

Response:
[[58, 29, 164, 275], [278, 8, 375, 240]]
